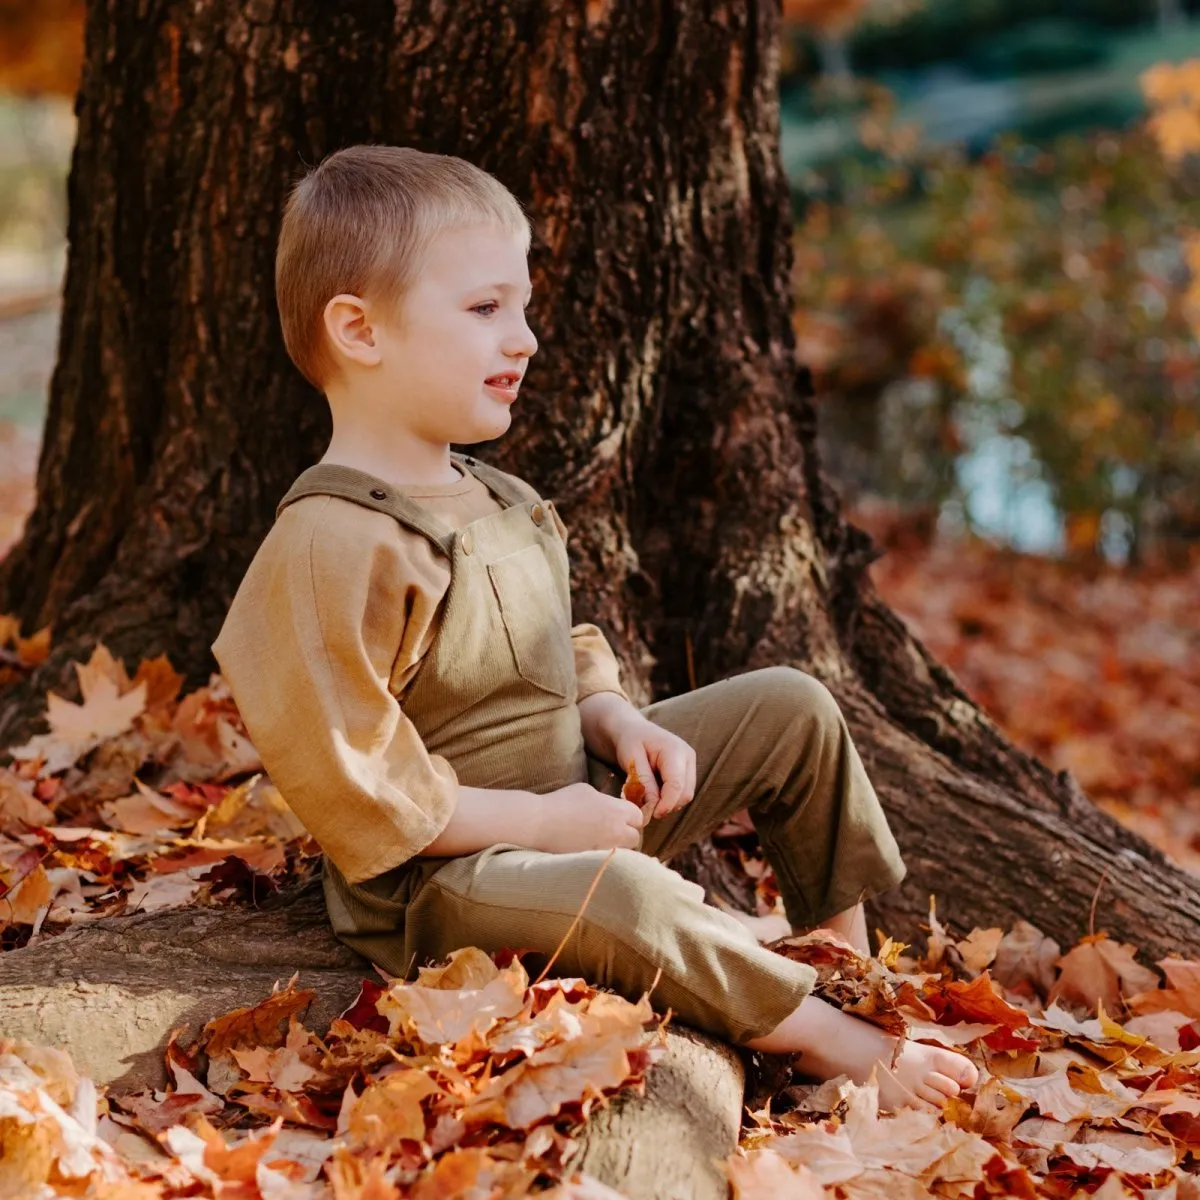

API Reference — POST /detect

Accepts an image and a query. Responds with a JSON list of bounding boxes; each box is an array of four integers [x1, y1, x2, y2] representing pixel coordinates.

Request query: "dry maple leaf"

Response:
[[957, 928, 1004, 975], [0, 617, 51, 669], [0, 862, 53, 928], [416, 944, 506, 991], [490, 1035, 635, 1130], [927, 971, 1034, 1030], [325, 1146, 402, 1198], [342, 1067, 442, 1149], [0, 769, 55, 832], [98, 779, 196, 836], [725, 1148, 826, 1198], [1127, 957, 1200, 1020], [1048, 932, 1160, 1016], [379, 956, 528, 1047], [128, 653, 185, 715], [409, 1146, 537, 1200], [229, 1017, 321, 1093], [16, 682, 148, 776], [991, 920, 1062, 998], [1001, 1068, 1135, 1123], [763, 1078, 997, 1187], [200, 979, 316, 1070], [0, 1052, 130, 1194], [11, 644, 148, 776], [161, 1115, 283, 1190]]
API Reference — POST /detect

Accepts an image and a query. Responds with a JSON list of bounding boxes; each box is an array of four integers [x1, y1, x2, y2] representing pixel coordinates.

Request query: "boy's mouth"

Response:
[[484, 373, 522, 396]]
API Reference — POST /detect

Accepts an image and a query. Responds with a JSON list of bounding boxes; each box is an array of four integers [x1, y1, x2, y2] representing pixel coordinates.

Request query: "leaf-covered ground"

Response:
[[1, 631, 1200, 1196], [861, 510, 1200, 875]]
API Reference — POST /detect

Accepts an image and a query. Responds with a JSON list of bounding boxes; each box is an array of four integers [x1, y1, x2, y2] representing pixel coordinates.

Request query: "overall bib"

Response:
[[274, 454, 905, 1044]]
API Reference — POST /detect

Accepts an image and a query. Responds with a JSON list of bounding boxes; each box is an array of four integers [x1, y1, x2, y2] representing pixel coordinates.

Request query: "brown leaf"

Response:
[[230, 1018, 320, 1092], [409, 1147, 536, 1200], [928, 972, 1033, 1029], [1128, 957, 1200, 1020], [0, 863, 52, 927], [344, 1068, 441, 1149], [0, 770, 55, 831], [379, 956, 528, 1047], [1049, 933, 1160, 1016], [99, 780, 196, 835], [12, 675, 147, 776], [726, 1149, 826, 1198], [201, 979, 316, 1061], [129, 653, 184, 715], [1002, 1069, 1135, 1122], [992, 920, 1061, 997], [481, 1035, 632, 1129], [956, 927, 1004, 974], [325, 1147, 403, 1199]]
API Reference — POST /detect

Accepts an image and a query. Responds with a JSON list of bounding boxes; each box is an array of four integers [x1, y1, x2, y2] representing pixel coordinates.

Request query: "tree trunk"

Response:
[[1, 0, 1197, 1085]]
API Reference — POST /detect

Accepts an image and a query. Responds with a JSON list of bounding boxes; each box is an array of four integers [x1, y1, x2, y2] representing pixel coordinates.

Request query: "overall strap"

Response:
[[276, 463, 458, 556], [452, 452, 541, 508]]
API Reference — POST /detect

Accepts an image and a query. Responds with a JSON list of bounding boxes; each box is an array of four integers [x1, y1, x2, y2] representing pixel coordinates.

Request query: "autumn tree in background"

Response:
[[1, 0, 1199, 1050], [792, 78, 1200, 564]]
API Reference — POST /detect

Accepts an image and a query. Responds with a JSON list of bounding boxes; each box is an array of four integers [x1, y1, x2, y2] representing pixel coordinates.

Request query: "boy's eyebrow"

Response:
[[474, 281, 534, 299]]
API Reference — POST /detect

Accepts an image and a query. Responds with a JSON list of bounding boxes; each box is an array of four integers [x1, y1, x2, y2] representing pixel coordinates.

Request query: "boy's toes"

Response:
[[913, 1083, 950, 1110], [927, 1071, 964, 1098], [931, 1049, 978, 1091], [952, 1056, 980, 1089]]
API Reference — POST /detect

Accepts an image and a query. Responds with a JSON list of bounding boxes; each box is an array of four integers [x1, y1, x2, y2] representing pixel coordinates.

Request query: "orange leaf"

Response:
[[621, 762, 646, 807]]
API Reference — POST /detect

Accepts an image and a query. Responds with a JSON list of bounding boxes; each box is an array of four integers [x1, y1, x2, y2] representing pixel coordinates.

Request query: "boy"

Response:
[[213, 145, 977, 1112]]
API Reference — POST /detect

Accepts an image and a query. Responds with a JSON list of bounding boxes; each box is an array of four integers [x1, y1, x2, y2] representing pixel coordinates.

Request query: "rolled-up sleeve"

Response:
[[212, 498, 457, 883], [572, 623, 629, 704]]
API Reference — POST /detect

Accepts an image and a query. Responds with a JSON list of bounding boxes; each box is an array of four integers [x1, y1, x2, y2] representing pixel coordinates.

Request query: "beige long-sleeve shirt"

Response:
[[211, 465, 628, 881]]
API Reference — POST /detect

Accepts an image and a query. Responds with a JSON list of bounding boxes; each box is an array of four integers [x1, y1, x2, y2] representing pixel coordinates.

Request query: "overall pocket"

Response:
[[487, 543, 576, 699]]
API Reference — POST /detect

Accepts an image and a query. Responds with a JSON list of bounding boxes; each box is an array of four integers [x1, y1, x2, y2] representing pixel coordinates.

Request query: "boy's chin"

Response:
[[466, 405, 513, 442]]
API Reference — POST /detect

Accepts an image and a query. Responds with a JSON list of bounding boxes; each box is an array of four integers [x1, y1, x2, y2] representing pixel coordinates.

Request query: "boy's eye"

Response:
[[472, 302, 498, 316]]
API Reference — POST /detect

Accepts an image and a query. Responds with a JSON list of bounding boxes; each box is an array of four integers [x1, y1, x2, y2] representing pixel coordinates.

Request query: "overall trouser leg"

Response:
[[629, 665, 907, 931]]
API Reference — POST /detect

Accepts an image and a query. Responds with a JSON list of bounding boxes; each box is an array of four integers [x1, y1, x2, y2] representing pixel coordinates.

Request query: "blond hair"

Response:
[[275, 145, 532, 389]]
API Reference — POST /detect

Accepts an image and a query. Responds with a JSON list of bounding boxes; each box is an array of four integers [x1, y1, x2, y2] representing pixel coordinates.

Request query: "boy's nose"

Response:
[[515, 322, 538, 358]]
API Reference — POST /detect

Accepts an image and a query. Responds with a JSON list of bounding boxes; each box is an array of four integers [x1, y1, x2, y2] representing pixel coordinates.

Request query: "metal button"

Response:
[[461, 531, 474, 555], [531, 503, 546, 526], [369, 488, 387, 500]]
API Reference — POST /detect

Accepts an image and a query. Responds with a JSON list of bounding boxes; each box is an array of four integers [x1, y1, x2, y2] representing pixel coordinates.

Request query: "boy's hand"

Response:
[[611, 715, 696, 821], [537, 783, 645, 853]]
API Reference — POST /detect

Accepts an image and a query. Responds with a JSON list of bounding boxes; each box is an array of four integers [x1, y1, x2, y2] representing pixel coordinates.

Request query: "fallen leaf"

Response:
[[1049, 933, 1160, 1016], [956, 927, 1004, 973], [726, 1149, 826, 1198]]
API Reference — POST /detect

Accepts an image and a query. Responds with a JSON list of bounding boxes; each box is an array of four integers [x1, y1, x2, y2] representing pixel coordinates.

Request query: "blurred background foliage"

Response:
[[782, 0, 1200, 566]]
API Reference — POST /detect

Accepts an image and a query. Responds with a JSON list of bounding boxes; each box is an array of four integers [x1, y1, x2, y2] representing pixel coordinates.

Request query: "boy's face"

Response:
[[370, 223, 538, 446]]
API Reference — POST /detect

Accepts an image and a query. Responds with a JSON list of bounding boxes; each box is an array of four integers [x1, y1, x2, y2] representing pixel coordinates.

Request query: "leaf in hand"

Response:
[[621, 763, 646, 808]]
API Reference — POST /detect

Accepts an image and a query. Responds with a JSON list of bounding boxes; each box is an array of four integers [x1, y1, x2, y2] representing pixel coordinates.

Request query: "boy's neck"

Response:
[[319, 421, 464, 489]]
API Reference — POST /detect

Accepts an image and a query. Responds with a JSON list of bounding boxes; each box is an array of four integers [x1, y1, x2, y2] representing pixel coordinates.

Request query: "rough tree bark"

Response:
[[0, 2, 1197, 1187]]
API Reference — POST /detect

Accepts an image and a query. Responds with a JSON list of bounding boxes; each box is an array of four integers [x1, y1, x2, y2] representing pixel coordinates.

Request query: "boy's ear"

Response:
[[323, 294, 381, 368]]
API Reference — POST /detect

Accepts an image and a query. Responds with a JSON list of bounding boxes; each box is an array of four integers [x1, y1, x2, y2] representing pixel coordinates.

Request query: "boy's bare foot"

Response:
[[745, 995, 980, 1113]]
